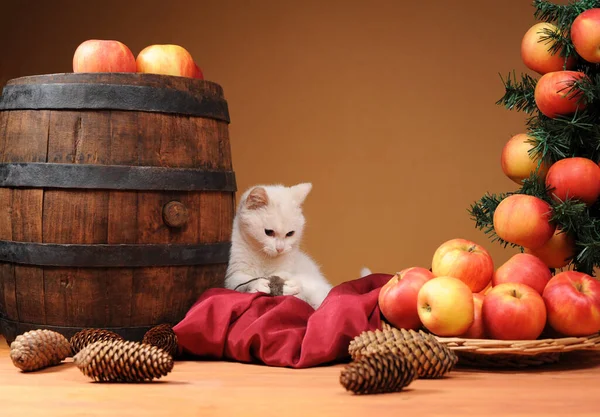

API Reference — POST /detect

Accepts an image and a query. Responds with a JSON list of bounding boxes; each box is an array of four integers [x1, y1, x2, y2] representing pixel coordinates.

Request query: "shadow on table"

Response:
[[455, 350, 600, 373]]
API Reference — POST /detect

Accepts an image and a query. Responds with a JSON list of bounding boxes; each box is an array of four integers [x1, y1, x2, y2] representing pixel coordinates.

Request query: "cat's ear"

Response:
[[245, 186, 269, 210], [291, 182, 312, 205]]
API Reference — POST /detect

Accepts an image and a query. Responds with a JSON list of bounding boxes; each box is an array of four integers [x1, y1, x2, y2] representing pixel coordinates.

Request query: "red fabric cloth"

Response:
[[173, 273, 392, 368]]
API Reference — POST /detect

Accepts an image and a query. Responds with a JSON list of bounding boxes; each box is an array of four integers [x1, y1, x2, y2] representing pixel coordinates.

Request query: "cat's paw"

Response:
[[247, 277, 271, 294], [282, 279, 300, 296]]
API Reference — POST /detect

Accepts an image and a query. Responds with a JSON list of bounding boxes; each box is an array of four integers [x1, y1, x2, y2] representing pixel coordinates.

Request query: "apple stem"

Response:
[[468, 245, 477, 253]]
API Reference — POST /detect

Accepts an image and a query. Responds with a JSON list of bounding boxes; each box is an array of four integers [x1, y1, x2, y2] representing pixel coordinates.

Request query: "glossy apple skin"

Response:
[[73, 39, 137, 73], [492, 253, 552, 295], [534, 70, 588, 118], [431, 238, 494, 293], [571, 8, 600, 63], [136, 44, 196, 78], [493, 194, 556, 249], [458, 293, 486, 339], [482, 282, 547, 340], [542, 271, 600, 337], [545, 157, 600, 207], [501, 133, 549, 185], [193, 62, 204, 79], [417, 276, 474, 337], [378, 267, 433, 330], [522, 22, 576, 74], [525, 228, 575, 269]]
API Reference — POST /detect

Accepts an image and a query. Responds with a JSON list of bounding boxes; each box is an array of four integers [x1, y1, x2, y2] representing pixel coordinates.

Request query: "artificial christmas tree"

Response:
[[470, 0, 600, 276]]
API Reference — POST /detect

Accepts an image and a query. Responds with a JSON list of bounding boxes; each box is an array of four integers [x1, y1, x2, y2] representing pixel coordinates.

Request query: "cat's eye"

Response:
[[286, 231, 295, 237], [265, 229, 275, 236]]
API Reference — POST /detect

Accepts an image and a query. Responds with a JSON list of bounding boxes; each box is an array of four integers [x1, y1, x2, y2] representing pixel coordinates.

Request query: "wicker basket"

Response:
[[433, 333, 600, 368]]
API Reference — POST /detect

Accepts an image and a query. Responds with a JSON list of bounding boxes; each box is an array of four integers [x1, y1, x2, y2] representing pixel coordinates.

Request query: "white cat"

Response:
[[224, 182, 333, 309]]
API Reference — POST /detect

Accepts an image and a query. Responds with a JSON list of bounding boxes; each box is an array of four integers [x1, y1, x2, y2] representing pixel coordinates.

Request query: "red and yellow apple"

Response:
[[534, 70, 588, 118], [192, 62, 204, 79], [542, 271, 600, 336], [500, 133, 549, 185], [378, 267, 433, 330], [524, 228, 575, 269], [458, 292, 486, 339], [417, 276, 474, 337], [492, 253, 552, 295], [479, 281, 493, 295], [493, 194, 555, 249], [545, 157, 600, 206], [571, 8, 600, 63], [136, 44, 197, 77], [521, 22, 576, 74], [72, 39, 137, 73], [482, 282, 547, 340], [431, 238, 494, 293]]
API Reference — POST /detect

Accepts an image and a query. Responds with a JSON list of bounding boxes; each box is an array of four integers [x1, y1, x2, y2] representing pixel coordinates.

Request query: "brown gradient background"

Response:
[[0, 0, 553, 285]]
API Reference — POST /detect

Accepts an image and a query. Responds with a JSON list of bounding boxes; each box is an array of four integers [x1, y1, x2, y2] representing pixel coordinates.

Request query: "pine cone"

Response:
[[70, 329, 123, 355], [73, 339, 174, 382], [349, 326, 431, 358], [340, 350, 417, 395], [359, 336, 458, 379], [10, 329, 72, 372], [142, 324, 178, 357]]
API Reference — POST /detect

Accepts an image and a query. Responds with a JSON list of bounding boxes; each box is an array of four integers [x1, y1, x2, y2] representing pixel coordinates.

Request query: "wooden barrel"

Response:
[[0, 72, 236, 344]]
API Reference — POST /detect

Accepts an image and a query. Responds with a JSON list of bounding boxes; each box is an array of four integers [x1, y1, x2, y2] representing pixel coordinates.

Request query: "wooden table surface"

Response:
[[1, 336, 599, 417]]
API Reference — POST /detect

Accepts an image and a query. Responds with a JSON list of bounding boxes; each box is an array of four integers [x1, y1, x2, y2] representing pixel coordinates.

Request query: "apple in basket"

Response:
[[431, 238, 494, 293], [482, 282, 547, 340], [378, 267, 433, 330], [493, 253, 552, 295], [417, 276, 474, 337], [458, 292, 486, 339], [136, 44, 198, 78], [543, 271, 600, 337], [73, 39, 137, 73]]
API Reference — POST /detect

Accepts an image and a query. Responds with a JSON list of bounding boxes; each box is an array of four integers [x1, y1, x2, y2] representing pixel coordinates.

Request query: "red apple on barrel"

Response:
[[193, 62, 204, 79], [534, 70, 588, 119], [493, 253, 552, 295], [431, 238, 494, 293], [73, 39, 137, 73], [545, 157, 600, 206], [493, 194, 555, 249], [571, 8, 600, 63], [543, 271, 600, 336], [417, 276, 474, 337], [482, 282, 547, 340], [136, 44, 197, 78], [500, 133, 549, 185], [525, 228, 575, 269], [521, 22, 576, 74], [378, 267, 433, 330]]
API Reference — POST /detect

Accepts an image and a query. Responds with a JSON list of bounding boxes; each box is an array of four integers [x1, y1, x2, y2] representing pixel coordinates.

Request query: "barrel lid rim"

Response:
[[4, 72, 225, 92]]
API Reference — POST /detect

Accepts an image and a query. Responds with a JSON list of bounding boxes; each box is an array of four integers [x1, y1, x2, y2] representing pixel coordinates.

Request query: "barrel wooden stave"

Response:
[[0, 74, 235, 342]]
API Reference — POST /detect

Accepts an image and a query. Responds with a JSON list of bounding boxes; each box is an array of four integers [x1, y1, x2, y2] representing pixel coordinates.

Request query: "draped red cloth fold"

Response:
[[173, 273, 392, 368]]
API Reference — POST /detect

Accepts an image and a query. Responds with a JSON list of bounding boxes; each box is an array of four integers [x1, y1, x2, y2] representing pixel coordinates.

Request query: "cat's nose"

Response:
[[276, 247, 284, 253]]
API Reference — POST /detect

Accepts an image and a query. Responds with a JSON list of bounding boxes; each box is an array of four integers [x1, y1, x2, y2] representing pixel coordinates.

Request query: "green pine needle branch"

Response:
[[496, 71, 538, 113], [533, 0, 600, 29], [525, 109, 600, 164]]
